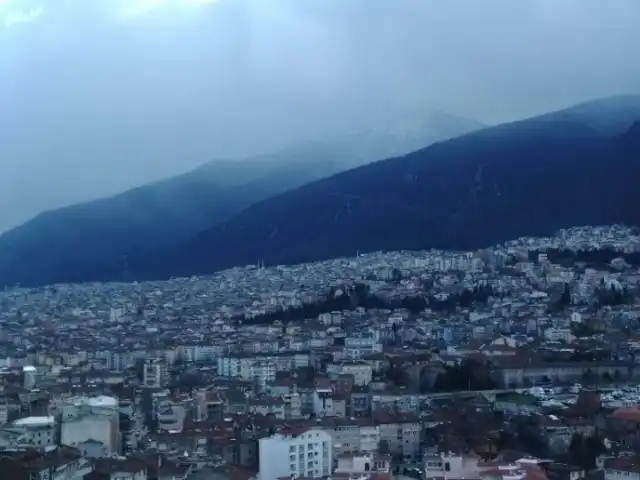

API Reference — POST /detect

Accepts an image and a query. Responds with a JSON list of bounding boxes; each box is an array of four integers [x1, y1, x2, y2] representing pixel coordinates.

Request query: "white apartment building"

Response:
[[329, 422, 379, 455], [283, 393, 302, 420], [217, 356, 242, 377], [156, 401, 186, 432], [143, 359, 169, 388], [11, 416, 56, 446], [327, 362, 373, 386], [341, 363, 373, 386], [52, 395, 121, 456], [176, 345, 218, 363], [245, 361, 277, 388], [259, 427, 332, 480], [23, 365, 38, 390], [219, 353, 311, 381], [313, 389, 335, 418], [544, 327, 575, 342]]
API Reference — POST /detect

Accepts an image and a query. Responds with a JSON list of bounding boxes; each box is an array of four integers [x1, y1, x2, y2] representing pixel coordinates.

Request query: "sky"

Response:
[[0, 0, 639, 232]]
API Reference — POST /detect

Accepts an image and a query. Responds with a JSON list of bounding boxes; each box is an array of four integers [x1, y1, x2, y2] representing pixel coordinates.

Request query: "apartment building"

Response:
[[258, 427, 332, 480]]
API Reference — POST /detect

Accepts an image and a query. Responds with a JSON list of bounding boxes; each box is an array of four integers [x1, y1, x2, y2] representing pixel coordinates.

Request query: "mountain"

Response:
[[0, 111, 483, 287], [126, 95, 640, 280], [551, 94, 640, 135]]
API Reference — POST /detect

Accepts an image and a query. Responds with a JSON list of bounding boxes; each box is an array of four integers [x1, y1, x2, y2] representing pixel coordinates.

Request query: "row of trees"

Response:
[[552, 278, 635, 312], [236, 282, 498, 325], [531, 247, 640, 267], [595, 279, 635, 306], [567, 432, 607, 469], [432, 359, 497, 392], [386, 358, 497, 393]]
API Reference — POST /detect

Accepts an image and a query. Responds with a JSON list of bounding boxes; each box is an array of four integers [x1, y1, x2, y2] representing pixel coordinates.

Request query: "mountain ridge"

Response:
[[0, 110, 484, 287], [125, 95, 640, 281]]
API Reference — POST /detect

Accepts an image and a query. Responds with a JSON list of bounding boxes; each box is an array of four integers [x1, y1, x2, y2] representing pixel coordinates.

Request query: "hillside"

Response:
[[127, 96, 640, 280], [0, 111, 483, 287]]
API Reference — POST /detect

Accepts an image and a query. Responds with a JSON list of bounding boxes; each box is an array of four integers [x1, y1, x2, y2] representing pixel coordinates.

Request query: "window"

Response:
[[445, 463, 451, 472]]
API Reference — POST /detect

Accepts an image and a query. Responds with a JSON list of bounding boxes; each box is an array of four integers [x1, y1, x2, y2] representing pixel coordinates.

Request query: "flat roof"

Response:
[[13, 416, 55, 426], [69, 394, 117, 405]]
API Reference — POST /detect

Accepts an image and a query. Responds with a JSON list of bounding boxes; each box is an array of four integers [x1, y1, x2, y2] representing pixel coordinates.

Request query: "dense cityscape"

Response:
[[1, 225, 640, 479], [2, 1, 639, 479]]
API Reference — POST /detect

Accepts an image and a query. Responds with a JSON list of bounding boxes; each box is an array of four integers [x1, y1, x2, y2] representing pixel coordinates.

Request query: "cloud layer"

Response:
[[1, 0, 639, 231]]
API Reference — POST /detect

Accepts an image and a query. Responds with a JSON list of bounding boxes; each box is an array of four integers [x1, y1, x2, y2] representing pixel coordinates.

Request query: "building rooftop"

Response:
[[13, 416, 55, 427]]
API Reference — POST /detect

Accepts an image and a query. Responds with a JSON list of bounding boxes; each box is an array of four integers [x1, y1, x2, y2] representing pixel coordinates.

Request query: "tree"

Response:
[[550, 283, 571, 311], [582, 368, 597, 386], [421, 278, 434, 291], [560, 283, 571, 306], [569, 433, 583, 455], [387, 364, 407, 387], [378, 440, 390, 455], [568, 431, 606, 468], [432, 359, 496, 392], [391, 268, 403, 284], [391, 322, 398, 342]]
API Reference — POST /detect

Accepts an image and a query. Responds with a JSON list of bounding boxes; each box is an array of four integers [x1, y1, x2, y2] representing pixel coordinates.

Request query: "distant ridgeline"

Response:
[[234, 246, 640, 326]]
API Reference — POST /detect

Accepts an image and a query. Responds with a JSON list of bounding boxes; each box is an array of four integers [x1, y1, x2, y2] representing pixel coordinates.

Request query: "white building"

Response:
[[259, 427, 332, 480], [23, 365, 37, 390], [217, 356, 241, 378], [340, 363, 373, 386], [11, 416, 56, 446], [313, 389, 335, 418], [245, 361, 276, 388], [544, 327, 575, 343], [329, 423, 379, 456], [143, 359, 169, 388], [335, 452, 392, 475], [156, 400, 186, 432], [53, 395, 120, 456], [326, 362, 373, 386]]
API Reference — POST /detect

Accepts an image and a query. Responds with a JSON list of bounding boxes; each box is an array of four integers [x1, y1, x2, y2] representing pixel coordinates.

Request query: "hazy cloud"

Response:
[[1, 0, 639, 231]]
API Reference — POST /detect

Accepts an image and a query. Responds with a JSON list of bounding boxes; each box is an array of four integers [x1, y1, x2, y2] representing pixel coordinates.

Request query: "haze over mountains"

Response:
[[0, 111, 483, 287], [122, 95, 639, 281], [0, 95, 638, 287]]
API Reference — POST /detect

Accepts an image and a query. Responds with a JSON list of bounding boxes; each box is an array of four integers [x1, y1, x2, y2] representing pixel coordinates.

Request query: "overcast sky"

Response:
[[0, 0, 639, 232]]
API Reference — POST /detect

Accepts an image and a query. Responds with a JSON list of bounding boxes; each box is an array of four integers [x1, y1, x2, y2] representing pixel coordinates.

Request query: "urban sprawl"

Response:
[[2, 225, 640, 480]]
